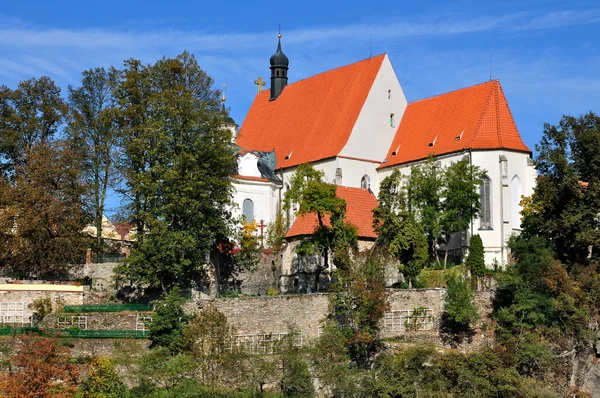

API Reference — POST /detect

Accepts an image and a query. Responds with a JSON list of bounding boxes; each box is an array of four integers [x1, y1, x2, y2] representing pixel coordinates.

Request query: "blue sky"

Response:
[[1, 1, 599, 213]]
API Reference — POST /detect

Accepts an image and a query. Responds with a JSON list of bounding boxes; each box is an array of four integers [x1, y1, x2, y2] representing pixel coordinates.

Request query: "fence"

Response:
[[229, 332, 303, 354], [383, 308, 434, 332], [0, 326, 148, 339], [63, 303, 153, 313]]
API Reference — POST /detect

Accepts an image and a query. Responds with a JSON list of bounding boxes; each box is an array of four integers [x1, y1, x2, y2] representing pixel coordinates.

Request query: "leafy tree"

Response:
[[137, 347, 198, 392], [0, 336, 80, 397], [114, 52, 236, 293], [374, 169, 428, 286], [329, 254, 389, 368], [233, 219, 261, 273], [80, 356, 127, 398], [0, 77, 89, 279], [279, 335, 314, 398], [183, 304, 237, 394], [466, 234, 485, 279], [440, 159, 484, 265], [67, 67, 120, 251], [521, 113, 600, 263], [408, 156, 444, 263], [284, 164, 357, 292], [148, 287, 191, 353], [443, 272, 478, 334]]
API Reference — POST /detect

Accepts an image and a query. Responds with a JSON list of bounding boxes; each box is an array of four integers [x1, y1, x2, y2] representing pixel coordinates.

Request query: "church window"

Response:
[[510, 175, 523, 229], [335, 168, 343, 185], [390, 113, 395, 127], [361, 175, 370, 190], [242, 198, 254, 222], [479, 176, 492, 229]]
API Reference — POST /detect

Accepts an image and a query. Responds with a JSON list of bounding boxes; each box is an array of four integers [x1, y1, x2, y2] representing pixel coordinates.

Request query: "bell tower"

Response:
[[269, 32, 289, 100]]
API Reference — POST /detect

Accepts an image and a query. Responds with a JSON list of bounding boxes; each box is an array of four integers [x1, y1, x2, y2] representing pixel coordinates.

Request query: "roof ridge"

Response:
[[409, 79, 499, 105], [465, 81, 498, 147], [494, 82, 503, 147], [272, 53, 387, 89]]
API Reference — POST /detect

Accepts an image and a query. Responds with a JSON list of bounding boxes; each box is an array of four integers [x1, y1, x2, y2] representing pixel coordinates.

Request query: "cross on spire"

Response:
[[254, 76, 266, 93]]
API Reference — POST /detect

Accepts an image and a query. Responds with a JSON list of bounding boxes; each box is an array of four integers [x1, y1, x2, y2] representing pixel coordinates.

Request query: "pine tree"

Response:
[[466, 234, 485, 278]]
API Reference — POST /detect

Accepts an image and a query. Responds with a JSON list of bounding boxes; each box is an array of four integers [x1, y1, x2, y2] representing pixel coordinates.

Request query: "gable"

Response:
[[236, 54, 386, 168], [379, 80, 530, 169]]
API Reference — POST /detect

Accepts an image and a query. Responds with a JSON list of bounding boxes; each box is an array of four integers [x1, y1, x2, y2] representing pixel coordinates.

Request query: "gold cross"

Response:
[[254, 76, 266, 93]]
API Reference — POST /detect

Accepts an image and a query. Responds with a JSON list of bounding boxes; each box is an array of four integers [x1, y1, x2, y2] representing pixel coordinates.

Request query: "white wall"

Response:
[[237, 152, 262, 177], [232, 180, 280, 227], [340, 55, 407, 162]]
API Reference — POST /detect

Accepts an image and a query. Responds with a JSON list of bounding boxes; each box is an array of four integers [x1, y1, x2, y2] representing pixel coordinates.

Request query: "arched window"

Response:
[[242, 199, 254, 222], [480, 176, 492, 229], [361, 175, 370, 190], [510, 175, 523, 229], [390, 113, 395, 127]]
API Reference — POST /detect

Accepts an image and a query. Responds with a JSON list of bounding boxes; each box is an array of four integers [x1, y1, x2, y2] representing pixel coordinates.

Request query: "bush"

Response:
[[443, 273, 478, 333], [466, 234, 485, 277]]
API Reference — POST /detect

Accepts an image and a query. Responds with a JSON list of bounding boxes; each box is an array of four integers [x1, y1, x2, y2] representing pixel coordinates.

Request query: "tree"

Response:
[[137, 347, 198, 392], [0, 77, 89, 279], [80, 356, 127, 398], [521, 113, 600, 263], [114, 52, 237, 293], [148, 287, 191, 353], [408, 157, 444, 263], [279, 335, 315, 398], [284, 164, 357, 292], [443, 272, 478, 334], [466, 234, 485, 280], [183, 304, 237, 394], [440, 159, 484, 266], [67, 67, 120, 251], [329, 254, 389, 368], [374, 169, 428, 285], [0, 336, 80, 397]]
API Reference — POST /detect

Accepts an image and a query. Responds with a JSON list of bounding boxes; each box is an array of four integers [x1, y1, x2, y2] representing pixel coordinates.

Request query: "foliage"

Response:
[[29, 296, 52, 321], [329, 253, 389, 368], [284, 164, 358, 291], [279, 335, 314, 398], [114, 52, 236, 293], [67, 67, 120, 251], [373, 169, 428, 285], [183, 304, 237, 394], [80, 356, 127, 398], [521, 113, 600, 263], [148, 287, 191, 353], [443, 272, 478, 333], [266, 208, 288, 251], [466, 234, 486, 278], [233, 219, 261, 272], [137, 347, 198, 392], [0, 336, 80, 397]]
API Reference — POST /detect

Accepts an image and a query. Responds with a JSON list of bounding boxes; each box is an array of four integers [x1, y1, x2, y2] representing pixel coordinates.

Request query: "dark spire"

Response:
[[270, 32, 289, 100]]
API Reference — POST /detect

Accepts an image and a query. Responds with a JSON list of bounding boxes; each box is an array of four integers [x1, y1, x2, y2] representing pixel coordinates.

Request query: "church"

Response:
[[231, 34, 536, 289]]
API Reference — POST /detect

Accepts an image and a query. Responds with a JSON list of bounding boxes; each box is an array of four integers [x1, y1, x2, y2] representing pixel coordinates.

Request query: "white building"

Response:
[[232, 35, 535, 271]]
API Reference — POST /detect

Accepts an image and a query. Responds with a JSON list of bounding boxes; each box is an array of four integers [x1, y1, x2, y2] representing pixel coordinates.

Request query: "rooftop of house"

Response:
[[285, 185, 378, 240]]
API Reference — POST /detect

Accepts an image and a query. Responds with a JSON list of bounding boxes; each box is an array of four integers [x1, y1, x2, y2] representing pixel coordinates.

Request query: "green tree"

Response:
[[521, 113, 600, 263], [67, 67, 120, 251], [114, 52, 237, 293], [466, 234, 485, 280], [440, 159, 484, 266], [374, 169, 428, 286], [284, 164, 357, 291], [279, 336, 314, 398], [80, 357, 127, 398], [137, 347, 198, 392], [443, 272, 478, 333], [148, 287, 191, 353], [408, 157, 444, 263]]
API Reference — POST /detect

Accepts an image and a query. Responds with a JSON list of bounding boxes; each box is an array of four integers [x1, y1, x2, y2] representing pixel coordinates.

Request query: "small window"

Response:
[[479, 176, 492, 229], [242, 198, 254, 222], [390, 113, 395, 127], [388, 89, 392, 99], [335, 168, 343, 185], [361, 175, 370, 190]]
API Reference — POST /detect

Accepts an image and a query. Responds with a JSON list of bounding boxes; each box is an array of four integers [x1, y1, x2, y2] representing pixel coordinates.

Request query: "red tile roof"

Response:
[[236, 54, 386, 168], [233, 174, 272, 183], [380, 80, 530, 169], [285, 186, 378, 239]]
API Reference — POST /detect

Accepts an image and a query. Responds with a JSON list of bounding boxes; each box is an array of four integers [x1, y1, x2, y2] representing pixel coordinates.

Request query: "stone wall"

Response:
[[42, 312, 153, 331], [189, 289, 494, 350]]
